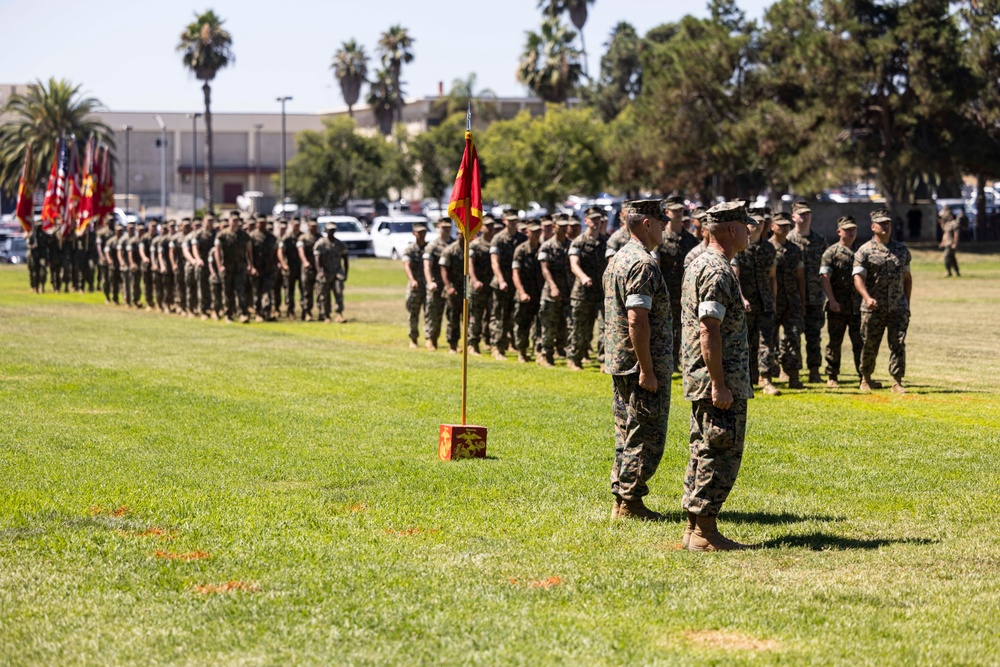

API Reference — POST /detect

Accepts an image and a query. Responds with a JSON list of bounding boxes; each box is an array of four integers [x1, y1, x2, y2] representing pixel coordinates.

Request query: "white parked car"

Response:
[[316, 216, 375, 257], [369, 215, 435, 260]]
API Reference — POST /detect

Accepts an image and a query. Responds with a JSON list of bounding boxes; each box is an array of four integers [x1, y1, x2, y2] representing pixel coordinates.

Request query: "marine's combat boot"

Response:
[[681, 511, 697, 549], [616, 497, 665, 522], [891, 379, 906, 394], [536, 353, 554, 368], [688, 515, 752, 551], [760, 378, 781, 396], [808, 369, 822, 384], [468, 344, 481, 356], [859, 376, 873, 393], [566, 359, 583, 371], [827, 374, 839, 389], [787, 371, 804, 389], [611, 496, 621, 520], [492, 347, 506, 361]]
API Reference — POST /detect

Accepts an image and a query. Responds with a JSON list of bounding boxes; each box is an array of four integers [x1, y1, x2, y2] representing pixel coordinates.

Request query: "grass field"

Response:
[[1, 245, 999, 666]]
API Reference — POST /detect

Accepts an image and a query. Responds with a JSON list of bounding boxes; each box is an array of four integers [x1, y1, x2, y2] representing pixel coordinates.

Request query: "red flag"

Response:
[[40, 140, 61, 231], [76, 137, 97, 235], [14, 143, 34, 234], [447, 130, 483, 239], [97, 145, 115, 218]]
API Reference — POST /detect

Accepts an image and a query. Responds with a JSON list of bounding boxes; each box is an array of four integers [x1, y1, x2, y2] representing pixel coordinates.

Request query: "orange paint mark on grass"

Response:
[[385, 527, 439, 536], [682, 629, 780, 652], [89, 505, 131, 517], [508, 576, 563, 589], [349, 503, 367, 513], [155, 550, 211, 561], [193, 581, 259, 594], [117, 527, 176, 540]]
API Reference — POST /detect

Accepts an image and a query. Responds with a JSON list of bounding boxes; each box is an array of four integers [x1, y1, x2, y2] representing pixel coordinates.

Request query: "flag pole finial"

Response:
[[466, 102, 472, 132]]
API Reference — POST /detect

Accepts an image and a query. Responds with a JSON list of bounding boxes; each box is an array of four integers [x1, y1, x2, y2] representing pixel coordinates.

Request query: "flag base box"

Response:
[[438, 424, 487, 460]]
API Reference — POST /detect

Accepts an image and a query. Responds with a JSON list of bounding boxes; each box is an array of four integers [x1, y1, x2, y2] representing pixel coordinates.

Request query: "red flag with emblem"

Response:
[[76, 137, 97, 235], [14, 143, 34, 234], [446, 130, 482, 240], [96, 145, 115, 217], [41, 138, 68, 235]]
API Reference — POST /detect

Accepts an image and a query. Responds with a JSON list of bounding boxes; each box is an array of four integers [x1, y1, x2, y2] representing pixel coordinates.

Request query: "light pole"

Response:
[[276, 96, 292, 209], [122, 125, 132, 211], [154, 115, 167, 218], [253, 123, 263, 191], [188, 113, 201, 216]]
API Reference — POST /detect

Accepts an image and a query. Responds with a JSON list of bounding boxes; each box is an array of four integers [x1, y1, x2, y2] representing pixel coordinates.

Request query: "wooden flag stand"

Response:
[[439, 112, 487, 461]]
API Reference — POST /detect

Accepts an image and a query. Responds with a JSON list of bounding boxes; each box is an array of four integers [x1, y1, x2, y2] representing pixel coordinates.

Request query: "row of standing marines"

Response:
[[602, 199, 914, 551], [404, 197, 913, 395]]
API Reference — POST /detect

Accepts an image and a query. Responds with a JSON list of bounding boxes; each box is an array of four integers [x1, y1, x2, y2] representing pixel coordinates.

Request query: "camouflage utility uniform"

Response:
[[296, 231, 318, 319], [820, 243, 862, 379], [314, 234, 347, 321], [854, 239, 911, 381], [193, 226, 216, 315], [488, 228, 525, 353], [538, 236, 570, 362], [215, 228, 250, 319], [402, 240, 426, 343], [788, 228, 828, 376], [423, 234, 451, 347], [732, 237, 777, 384], [770, 238, 804, 377], [568, 233, 606, 365], [658, 227, 700, 370], [250, 228, 279, 320], [512, 239, 542, 356], [468, 234, 494, 350], [439, 239, 465, 350], [681, 248, 753, 517]]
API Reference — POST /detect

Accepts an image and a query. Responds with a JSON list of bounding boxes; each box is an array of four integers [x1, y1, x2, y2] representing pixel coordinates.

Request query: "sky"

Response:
[[0, 0, 771, 114]]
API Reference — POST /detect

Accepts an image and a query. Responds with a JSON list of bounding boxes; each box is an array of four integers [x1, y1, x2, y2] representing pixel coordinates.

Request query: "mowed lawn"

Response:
[[1, 245, 999, 666]]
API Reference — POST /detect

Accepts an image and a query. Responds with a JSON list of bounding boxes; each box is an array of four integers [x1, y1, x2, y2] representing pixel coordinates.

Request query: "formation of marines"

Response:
[[603, 198, 915, 552], [406, 200, 913, 395], [26, 212, 350, 324]]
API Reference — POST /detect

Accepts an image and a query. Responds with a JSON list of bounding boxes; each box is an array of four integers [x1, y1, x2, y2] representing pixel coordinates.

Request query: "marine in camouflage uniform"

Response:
[[819, 216, 863, 387], [250, 217, 279, 321], [769, 212, 806, 388], [537, 220, 571, 367], [731, 209, 780, 394], [853, 208, 913, 393], [207, 245, 224, 318], [788, 201, 829, 382], [657, 197, 700, 373], [170, 219, 190, 314], [680, 201, 756, 551], [182, 221, 201, 315], [96, 219, 114, 294], [939, 210, 961, 277], [103, 225, 123, 304], [512, 224, 542, 362], [271, 220, 285, 313], [439, 238, 465, 352], [423, 220, 454, 349], [27, 222, 45, 293], [120, 223, 140, 307], [603, 200, 672, 521], [191, 216, 217, 317], [279, 221, 302, 319], [567, 211, 606, 370], [156, 223, 176, 312], [402, 223, 429, 347], [139, 223, 157, 310], [314, 225, 348, 323], [214, 215, 253, 322], [296, 221, 319, 321], [467, 220, 498, 354], [604, 223, 630, 260], [488, 214, 525, 358]]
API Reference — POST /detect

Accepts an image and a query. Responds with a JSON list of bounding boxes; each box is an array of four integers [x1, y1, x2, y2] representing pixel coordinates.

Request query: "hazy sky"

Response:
[[1, 0, 771, 114]]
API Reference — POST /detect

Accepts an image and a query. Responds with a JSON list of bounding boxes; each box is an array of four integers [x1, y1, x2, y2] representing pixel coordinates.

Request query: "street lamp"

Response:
[[187, 113, 201, 216], [276, 96, 292, 208], [253, 123, 263, 191], [154, 115, 167, 218], [122, 125, 133, 210]]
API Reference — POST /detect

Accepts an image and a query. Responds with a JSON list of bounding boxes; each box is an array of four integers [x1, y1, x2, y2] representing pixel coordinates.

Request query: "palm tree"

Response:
[[433, 73, 499, 124], [367, 69, 397, 136], [177, 10, 234, 214], [517, 17, 584, 104], [0, 78, 114, 198], [377, 25, 415, 122], [332, 40, 369, 118], [537, 0, 595, 78]]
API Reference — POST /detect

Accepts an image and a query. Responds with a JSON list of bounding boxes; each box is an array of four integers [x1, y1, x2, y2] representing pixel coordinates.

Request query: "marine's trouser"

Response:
[[682, 399, 747, 516], [803, 303, 825, 372], [121, 267, 134, 305], [943, 247, 959, 275], [405, 284, 425, 341], [143, 267, 155, 308], [825, 309, 862, 378], [160, 271, 175, 310], [222, 268, 248, 318], [860, 308, 909, 380], [284, 267, 300, 317], [611, 372, 670, 501], [468, 289, 491, 348], [746, 307, 776, 384], [444, 291, 463, 348], [569, 296, 601, 363], [253, 272, 276, 319], [772, 305, 803, 376], [513, 296, 540, 354], [174, 268, 187, 311], [488, 286, 515, 352], [300, 267, 316, 317], [424, 287, 445, 344], [197, 265, 212, 314], [185, 264, 199, 313], [539, 297, 568, 357]]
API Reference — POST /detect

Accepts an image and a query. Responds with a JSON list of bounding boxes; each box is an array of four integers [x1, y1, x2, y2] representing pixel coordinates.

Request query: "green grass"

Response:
[[1, 247, 999, 666]]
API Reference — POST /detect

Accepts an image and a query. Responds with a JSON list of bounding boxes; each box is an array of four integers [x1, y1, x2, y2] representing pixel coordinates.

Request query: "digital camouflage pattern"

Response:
[[297, 231, 318, 318], [469, 235, 493, 349], [512, 239, 541, 354], [821, 242, 862, 378], [568, 233, 606, 364], [770, 237, 804, 374], [611, 372, 669, 500], [680, 248, 753, 401], [538, 237, 570, 357], [402, 240, 426, 341], [855, 238, 912, 380], [440, 240, 464, 348], [423, 234, 450, 345], [659, 227, 700, 369], [682, 399, 747, 516], [788, 228, 828, 306], [604, 225, 630, 258], [733, 238, 778, 383], [489, 229, 525, 353], [683, 241, 709, 269], [603, 239, 673, 382]]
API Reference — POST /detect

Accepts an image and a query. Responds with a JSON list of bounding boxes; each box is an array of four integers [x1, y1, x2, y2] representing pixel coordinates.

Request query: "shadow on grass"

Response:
[[759, 532, 937, 551], [725, 511, 843, 525]]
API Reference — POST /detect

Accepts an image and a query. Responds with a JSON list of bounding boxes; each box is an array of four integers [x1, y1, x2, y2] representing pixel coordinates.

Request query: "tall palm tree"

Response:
[[177, 10, 234, 214], [434, 73, 499, 123], [332, 40, 369, 118], [0, 78, 114, 198], [367, 69, 398, 136], [377, 25, 415, 122], [537, 0, 595, 79], [517, 17, 584, 104]]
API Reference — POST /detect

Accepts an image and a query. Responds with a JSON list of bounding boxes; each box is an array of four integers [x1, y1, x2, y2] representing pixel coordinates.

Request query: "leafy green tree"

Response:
[[281, 117, 412, 210], [479, 105, 607, 210], [332, 40, 369, 118], [0, 78, 114, 197], [377, 25, 415, 123], [601, 104, 648, 196], [537, 0, 595, 78], [409, 113, 471, 208], [582, 21, 643, 122], [177, 9, 234, 214], [517, 17, 584, 104]]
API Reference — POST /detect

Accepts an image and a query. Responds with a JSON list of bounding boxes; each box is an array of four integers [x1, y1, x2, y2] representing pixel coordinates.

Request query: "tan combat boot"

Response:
[[617, 497, 665, 522], [566, 359, 583, 371], [687, 515, 752, 551], [787, 371, 804, 389], [859, 376, 873, 393], [760, 378, 781, 396], [468, 345, 481, 356], [891, 380, 906, 394], [777, 370, 790, 383], [492, 348, 506, 361], [681, 511, 696, 549], [334, 313, 345, 323], [409, 338, 418, 349], [537, 354, 554, 368], [426, 339, 437, 351], [827, 375, 839, 389]]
